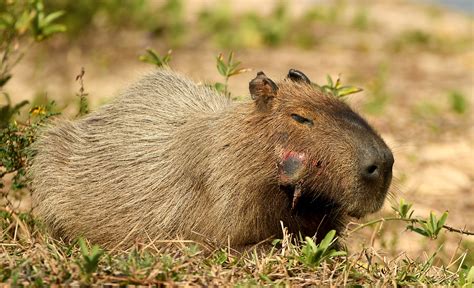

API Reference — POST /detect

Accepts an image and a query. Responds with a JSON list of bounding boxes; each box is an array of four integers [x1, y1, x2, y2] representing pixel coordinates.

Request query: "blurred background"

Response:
[[2, 0, 473, 265]]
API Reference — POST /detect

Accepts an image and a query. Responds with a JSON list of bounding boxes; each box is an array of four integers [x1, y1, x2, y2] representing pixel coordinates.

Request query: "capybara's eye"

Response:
[[291, 113, 314, 127]]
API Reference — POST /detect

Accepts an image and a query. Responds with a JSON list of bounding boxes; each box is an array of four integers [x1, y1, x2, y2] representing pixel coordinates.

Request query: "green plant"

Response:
[[458, 265, 474, 287], [215, 52, 251, 98], [0, 0, 63, 201], [407, 211, 449, 240], [299, 230, 346, 267], [315, 74, 363, 98], [28, 0, 66, 41], [448, 90, 468, 114], [75, 67, 89, 117], [0, 94, 29, 129], [350, 199, 473, 238], [392, 198, 414, 219], [0, 102, 58, 191], [77, 238, 103, 283], [139, 48, 172, 68], [0, 0, 65, 88]]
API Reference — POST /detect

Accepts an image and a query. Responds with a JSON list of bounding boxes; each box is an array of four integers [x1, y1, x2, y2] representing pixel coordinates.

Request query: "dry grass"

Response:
[[1, 205, 471, 286]]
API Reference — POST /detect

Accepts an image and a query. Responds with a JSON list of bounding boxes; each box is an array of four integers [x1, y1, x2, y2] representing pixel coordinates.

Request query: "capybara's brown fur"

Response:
[[31, 69, 393, 249]]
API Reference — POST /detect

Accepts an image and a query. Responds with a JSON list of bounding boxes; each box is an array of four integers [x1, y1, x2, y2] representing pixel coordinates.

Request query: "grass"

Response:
[[0, 210, 471, 286], [0, 200, 472, 286]]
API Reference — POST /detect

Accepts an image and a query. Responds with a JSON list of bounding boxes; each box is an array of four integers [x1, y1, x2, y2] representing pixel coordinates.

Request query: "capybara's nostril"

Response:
[[367, 164, 378, 175], [362, 163, 380, 180], [361, 146, 394, 182]]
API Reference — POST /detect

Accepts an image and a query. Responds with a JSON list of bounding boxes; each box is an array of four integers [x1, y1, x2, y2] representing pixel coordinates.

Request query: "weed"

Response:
[[215, 52, 251, 98], [350, 198, 473, 238], [77, 238, 104, 283], [407, 211, 449, 239], [448, 90, 468, 114], [1, 0, 62, 209], [315, 74, 363, 98], [458, 265, 474, 287], [299, 230, 347, 267], [393, 198, 414, 219], [139, 48, 173, 68], [0, 94, 29, 129], [75, 67, 89, 117], [1, 101, 58, 191], [0, 0, 64, 90]]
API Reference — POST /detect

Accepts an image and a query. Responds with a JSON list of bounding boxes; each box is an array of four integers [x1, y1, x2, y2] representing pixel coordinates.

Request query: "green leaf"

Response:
[[319, 230, 336, 250], [328, 250, 347, 257], [15, 11, 32, 34], [43, 10, 65, 25], [337, 86, 363, 97], [326, 75, 334, 87], [305, 236, 318, 251], [229, 67, 252, 77], [214, 82, 226, 93], [0, 74, 12, 88], [216, 58, 228, 77], [79, 238, 89, 256], [0, 13, 14, 29], [139, 49, 172, 67], [42, 24, 66, 36], [335, 76, 341, 89], [435, 211, 448, 236], [466, 266, 474, 286], [227, 51, 234, 65], [407, 225, 430, 237], [429, 212, 437, 234]]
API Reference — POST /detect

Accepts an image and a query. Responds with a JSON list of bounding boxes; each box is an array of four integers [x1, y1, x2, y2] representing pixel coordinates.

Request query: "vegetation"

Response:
[[0, 197, 472, 285], [1, 0, 472, 286]]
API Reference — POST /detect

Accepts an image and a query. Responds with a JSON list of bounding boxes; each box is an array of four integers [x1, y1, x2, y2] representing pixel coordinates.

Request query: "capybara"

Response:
[[31, 69, 394, 249]]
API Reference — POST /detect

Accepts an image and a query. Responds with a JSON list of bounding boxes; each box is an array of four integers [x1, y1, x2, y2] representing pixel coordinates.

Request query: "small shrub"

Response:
[[0, 0, 63, 201]]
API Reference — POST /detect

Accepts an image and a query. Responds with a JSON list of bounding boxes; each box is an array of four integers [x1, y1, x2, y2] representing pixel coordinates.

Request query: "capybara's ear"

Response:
[[249, 71, 278, 112], [287, 69, 311, 84]]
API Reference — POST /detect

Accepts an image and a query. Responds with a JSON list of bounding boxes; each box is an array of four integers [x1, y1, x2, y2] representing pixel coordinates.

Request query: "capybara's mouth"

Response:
[[295, 185, 387, 220], [283, 185, 343, 216]]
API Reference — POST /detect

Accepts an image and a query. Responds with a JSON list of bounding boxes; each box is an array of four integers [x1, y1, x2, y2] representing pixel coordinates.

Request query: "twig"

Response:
[[347, 217, 474, 236]]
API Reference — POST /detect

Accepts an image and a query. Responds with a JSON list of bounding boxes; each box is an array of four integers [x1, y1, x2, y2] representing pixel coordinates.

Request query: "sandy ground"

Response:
[[3, 0, 473, 260]]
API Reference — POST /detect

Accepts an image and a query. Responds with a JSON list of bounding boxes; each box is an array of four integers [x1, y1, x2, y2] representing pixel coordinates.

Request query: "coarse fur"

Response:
[[31, 69, 393, 249]]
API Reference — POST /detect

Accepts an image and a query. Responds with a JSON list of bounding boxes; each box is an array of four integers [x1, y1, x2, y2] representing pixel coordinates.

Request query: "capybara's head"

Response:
[[249, 69, 394, 219]]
